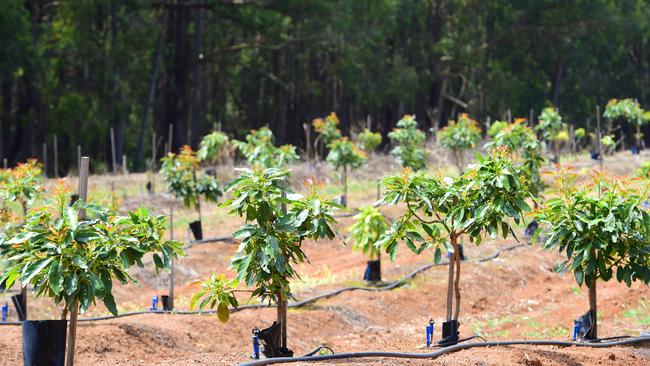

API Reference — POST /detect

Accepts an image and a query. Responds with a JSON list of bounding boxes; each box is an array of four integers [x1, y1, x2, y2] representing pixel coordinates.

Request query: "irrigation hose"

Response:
[[0, 243, 527, 325], [237, 337, 650, 366]]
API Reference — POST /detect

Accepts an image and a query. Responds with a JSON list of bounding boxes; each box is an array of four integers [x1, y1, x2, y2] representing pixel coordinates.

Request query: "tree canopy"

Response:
[[2, 0, 650, 172]]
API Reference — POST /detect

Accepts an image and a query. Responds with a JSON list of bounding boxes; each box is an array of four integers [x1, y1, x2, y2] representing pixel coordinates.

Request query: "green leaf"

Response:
[[575, 267, 584, 286], [48, 261, 63, 295], [103, 293, 118, 316]]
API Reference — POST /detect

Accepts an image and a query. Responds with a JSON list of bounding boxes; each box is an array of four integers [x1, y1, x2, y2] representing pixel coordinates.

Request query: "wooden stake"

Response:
[[122, 154, 127, 175], [529, 108, 534, 128], [53, 134, 59, 178], [110, 128, 118, 175], [66, 156, 89, 366], [303, 123, 312, 161], [2, 158, 7, 169]]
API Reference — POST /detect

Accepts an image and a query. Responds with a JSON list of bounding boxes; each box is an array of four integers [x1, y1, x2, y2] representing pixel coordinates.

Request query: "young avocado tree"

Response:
[[0, 159, 43, 315], [357, 128, 382, 153], [485, 118, 545, 200], [197, 131, 231, 172], [377, 147, 531, 343], [326, 137, 367, 207], [0, 182, 184, 365], [348, 206, 388, 282], [388, 115, 426, 171], [603, 98, 647, 151], [536, 107, 565, 161], [533, 169, 650, 339], [191, 169, 340, 356], [439, 113, 482, 173], [312, 112, 342, 159], [233, 127, 299, 168], [160, 146, 221, 240]]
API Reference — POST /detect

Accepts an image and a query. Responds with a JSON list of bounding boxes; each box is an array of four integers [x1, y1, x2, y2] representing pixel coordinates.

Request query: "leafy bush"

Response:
[[357, 129, 382, 152], [313, 112, 342, 145], [534, 169, 650, 338], [536, 107, 564, 141], [197, 131, 230, 163], [637, 162, 650, 179], [191, 169, 340, 343], [378, 147, 531, 322], [0, 159, 43, 220], [604, 98, 648, 147], [439, 113, 482, 172], [233, 127, 298, 168], [347, 206, 387, 259], [485, 118, 545, 197], [388, 115, 426, 171], [160, 146, 221, 210], [1, 193, 183, 314], [326, 137, 366, 171]]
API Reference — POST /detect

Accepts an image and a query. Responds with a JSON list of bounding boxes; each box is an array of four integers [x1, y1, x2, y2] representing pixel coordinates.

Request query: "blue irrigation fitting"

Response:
[[1, 303, 7, 322], [252, 326, 260, 359], [573, 321, 582, 341], [150, 295, 159, 311], [426, 319, 435, 347], [642, 201, 649, 211]]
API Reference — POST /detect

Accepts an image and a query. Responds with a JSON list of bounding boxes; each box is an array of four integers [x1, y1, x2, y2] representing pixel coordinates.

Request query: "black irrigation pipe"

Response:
[[237, 337, 650, 365], [0, 243, 527, 325]]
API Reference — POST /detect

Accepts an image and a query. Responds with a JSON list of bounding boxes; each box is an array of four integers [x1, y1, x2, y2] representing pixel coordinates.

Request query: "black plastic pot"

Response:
[[0, 279, 6, 291], [161, 295, 171, 311], [189, 220, 203, 241], [363, 260, 382, 282], [23, 320, 67, 366], [440, 320, 460, 345]]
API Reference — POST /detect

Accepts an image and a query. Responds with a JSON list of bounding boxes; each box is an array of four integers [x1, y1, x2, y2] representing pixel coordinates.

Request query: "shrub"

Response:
[[603, 98, 648, 147], [197, 131, 230, 163], [0, 183, 184, 363], [233, 127, 298, 168], [357, 129, 382, 152], [347, 206, 387, 259], [485, 118, 545, 197], [191, 169, 340, 351], [313, 112, 342, 145], [160, 146, 221, 224], [439, 113, 482, 173], [378, 148, 531, 330], [534, 169, 650, 338], [388, 115, 426, 171]]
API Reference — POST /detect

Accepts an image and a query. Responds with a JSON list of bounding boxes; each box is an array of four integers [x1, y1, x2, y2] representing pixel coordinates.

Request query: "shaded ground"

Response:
[[0, 151, 648, 365]]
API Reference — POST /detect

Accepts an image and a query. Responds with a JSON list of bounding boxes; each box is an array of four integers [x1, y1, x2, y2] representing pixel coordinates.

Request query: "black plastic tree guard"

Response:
[[23, 319, 67, 366], [258, 321, 293, 358]]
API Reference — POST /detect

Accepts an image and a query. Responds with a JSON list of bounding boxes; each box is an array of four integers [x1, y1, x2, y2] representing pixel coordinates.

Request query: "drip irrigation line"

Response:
[[0, 243, 527, 325], [301, 346, 335, 357], [188, 235, 234, 246], [237, 337, 650, 365]]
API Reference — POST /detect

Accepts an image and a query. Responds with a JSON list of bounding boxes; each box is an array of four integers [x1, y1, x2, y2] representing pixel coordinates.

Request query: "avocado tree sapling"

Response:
[[348, 206, 388, 282], [326, 137, 366, 206], [377, 148, 531, 342], [533, 169, 650, 339], [388, 115, 426, 171], [191, 168, 340, 355], [160, 146, 221, 239]]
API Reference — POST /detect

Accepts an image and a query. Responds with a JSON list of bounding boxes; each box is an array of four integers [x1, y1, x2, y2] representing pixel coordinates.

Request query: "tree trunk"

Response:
[[452, 235, 462, 320], [276, 292, 287, 348], [342, 165, 348, 207], [65, 301, 79, 366], [588, 278, 597, 339], [446, 248, 455, 321]]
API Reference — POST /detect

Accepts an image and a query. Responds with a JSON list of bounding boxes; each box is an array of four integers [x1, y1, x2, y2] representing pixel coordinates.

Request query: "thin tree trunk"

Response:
[[276, 292, 287, 348], [452, 235, 462, 320], [65, 300, 79, 366], [446, 249, 455, 321], [588, 278, 597, 339]]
